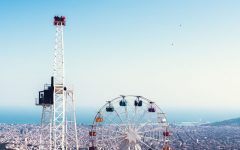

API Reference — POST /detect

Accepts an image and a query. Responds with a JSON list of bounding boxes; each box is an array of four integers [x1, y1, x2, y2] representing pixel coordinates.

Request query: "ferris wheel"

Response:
[[89, 95, 171, 150]]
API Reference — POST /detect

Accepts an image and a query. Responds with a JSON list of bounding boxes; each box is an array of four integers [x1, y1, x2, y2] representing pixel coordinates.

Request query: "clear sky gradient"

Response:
[[1, 0, 240, 124]]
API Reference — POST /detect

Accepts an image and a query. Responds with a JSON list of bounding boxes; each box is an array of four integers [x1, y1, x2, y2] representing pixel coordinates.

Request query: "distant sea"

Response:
[[0, 107, 96, 125], [0, 107, 239, 125]]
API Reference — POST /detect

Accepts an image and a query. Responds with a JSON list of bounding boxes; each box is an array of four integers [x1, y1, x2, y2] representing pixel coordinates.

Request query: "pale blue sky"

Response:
[[1, 0, 240, 123]]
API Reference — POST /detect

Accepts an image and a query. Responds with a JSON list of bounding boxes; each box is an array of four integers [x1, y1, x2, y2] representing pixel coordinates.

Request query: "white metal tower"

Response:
[[36, 16, 78, 150], [40, 105, 53, 149], [36, 81, 54, 150], [65, 89, 79, 150], [53, 15, 66, 150]]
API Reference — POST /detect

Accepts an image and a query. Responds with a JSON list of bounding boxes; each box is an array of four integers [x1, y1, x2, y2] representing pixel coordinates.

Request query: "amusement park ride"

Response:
[[36, 16, 78, 150], [89, 95, 171, 150], [36, 16, 171, 150]]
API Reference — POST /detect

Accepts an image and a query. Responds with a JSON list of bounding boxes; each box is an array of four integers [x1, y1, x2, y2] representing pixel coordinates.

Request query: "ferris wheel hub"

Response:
[[124, 127, 141, 144]]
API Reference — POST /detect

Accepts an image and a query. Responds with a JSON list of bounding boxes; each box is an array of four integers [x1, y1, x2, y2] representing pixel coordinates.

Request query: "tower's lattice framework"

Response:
[[53, 16, 66, 150], [36, 16, 78, 150]]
